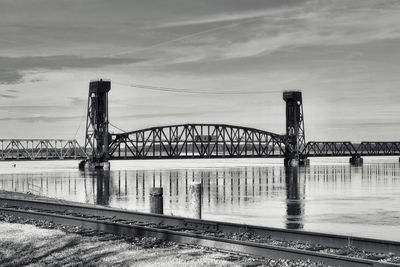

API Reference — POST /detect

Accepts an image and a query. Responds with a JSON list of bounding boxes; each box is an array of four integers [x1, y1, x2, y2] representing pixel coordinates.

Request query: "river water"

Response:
[[0, 158, 399, 241]]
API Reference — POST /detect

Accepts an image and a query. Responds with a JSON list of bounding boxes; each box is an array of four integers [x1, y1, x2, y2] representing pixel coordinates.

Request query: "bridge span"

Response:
[[0, 139, 86, 161], [1, 79, 400, 168]]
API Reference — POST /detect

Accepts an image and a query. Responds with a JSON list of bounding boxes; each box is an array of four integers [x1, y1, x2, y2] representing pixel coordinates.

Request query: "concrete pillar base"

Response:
[[350, 156, 363, 166], [284, 158, 310, 167], [79, 160, 110, 170], [284, 158, 299, 167], [299, 158, 310, 167]]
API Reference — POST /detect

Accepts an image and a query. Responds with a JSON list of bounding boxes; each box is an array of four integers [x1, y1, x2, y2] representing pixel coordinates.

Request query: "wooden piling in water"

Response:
[[189, 183, 202, 219], [150, 187, 163, 214]]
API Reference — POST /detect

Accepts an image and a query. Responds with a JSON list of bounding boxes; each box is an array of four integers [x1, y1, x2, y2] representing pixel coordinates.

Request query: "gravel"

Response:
[[0, 212, 327, 267]]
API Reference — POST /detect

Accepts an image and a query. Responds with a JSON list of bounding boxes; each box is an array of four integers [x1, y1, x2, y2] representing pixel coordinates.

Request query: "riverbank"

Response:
[[0, 221, 245, 266], [0, 191, 317, 266]]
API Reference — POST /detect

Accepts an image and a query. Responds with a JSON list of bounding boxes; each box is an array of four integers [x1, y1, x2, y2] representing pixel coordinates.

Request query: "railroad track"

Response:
[[0, 197, 398, 267]]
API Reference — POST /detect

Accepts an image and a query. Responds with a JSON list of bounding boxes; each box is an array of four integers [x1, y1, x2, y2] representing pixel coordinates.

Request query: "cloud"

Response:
[[0, 71, 23, 85], [144, 0, 400, 64], [158, 9, 290, 29], [0, 115, 79, 123], [69, 97, 86, 107], [0, 55, 144, 84], [0, 93, 17, 98], [0, 0, 399, 141]]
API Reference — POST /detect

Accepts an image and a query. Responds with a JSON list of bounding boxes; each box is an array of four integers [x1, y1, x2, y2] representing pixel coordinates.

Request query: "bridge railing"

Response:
[[0, 139, 87, 160]]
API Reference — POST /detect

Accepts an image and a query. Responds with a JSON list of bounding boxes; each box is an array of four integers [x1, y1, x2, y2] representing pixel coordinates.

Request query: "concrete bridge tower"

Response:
[[79, 79, 111, 170], [283, 91, 309, 167]]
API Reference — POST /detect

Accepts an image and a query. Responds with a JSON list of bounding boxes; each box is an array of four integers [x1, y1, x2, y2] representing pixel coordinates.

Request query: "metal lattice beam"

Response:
[[303, 141, 400, 157], [0, 139, 87, 161]]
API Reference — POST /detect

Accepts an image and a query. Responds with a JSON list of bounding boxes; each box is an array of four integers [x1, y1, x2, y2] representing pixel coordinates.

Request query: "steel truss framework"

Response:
[[1, 136, 400, 162], [303, 141, 400, 157], [0, 139, 87, 161], [108, 124, 291, 159]]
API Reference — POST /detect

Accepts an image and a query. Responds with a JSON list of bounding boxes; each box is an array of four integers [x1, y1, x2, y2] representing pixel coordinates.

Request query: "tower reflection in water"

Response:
[[94, 170, 110, 206], [285, 167, 304, 229], [0, 163, 399, 232]]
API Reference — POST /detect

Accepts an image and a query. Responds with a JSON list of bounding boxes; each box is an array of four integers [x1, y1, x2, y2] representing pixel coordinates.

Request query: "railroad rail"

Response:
[[0, 197, 398, 266]]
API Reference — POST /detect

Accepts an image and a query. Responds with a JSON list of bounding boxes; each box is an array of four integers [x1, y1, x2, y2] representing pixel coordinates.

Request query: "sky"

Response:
[[1, 0, 400, 143]]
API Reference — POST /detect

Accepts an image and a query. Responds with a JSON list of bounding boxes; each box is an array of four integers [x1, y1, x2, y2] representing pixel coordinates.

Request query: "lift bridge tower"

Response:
[[283, 91, 309, 167], [79, 80, 111, 170]]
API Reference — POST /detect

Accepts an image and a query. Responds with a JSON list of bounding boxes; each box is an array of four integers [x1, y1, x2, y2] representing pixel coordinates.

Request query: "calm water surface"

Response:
[[0, 158, 399, 241]]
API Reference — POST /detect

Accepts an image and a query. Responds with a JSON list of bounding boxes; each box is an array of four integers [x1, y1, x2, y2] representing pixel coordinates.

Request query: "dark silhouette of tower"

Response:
[[283, 91, 308, 166], [79, 80, 111, 170]]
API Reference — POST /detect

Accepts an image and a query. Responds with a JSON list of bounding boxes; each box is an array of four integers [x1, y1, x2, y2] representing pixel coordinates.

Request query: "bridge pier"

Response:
[[79, 160, 110, 171], [284, 158, 310, 167], [299, 158, 310, 167], [350, 156, 363, 166], [284, 158, 298, 167]]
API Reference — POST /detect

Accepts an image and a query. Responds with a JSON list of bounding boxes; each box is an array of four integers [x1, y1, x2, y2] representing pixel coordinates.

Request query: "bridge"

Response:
[[0, 139, 86, 161], [1, 79, 399, 168]]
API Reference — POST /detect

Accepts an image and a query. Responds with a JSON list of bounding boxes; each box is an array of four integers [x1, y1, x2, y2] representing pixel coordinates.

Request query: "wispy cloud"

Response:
[[0, 115, 79, 123], [146, 0, 400, 64]]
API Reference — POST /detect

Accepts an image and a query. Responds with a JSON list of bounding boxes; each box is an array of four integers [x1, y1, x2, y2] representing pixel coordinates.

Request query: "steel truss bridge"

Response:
[[108, 124, 288, 159], [1, 80, 399, 165], [0, 139, 86, 161], [2, 134, 400, 162], [304, 142, 400, 157], [109, 126, 400, 159]]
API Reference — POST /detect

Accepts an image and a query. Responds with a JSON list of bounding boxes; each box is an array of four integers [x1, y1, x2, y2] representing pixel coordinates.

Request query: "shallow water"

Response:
[[0, 158, 399, 241]]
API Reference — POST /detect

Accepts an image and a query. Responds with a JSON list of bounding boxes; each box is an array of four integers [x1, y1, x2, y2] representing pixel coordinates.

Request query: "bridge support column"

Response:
[[80, 79, 111, 170], [283, 91, 307, 167], [350, 156, 363, 166]]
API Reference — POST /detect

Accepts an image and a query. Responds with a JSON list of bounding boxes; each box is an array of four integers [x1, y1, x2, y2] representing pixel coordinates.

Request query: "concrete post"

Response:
[[189, 183, 202, 219], [150, 187, 163, 214]]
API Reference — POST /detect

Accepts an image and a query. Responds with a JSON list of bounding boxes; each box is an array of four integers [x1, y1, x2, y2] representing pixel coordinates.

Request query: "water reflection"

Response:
[[95, 170, 110, 206], [1, 163, 400, 239], [285, 167, 304, 229]]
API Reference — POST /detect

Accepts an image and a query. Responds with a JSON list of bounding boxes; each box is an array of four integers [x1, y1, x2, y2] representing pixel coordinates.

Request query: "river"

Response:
[[0, 157, 399, 241]]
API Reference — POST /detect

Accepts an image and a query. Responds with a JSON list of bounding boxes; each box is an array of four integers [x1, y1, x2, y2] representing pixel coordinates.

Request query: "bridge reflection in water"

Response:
[[0, 163, 399, 236]]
